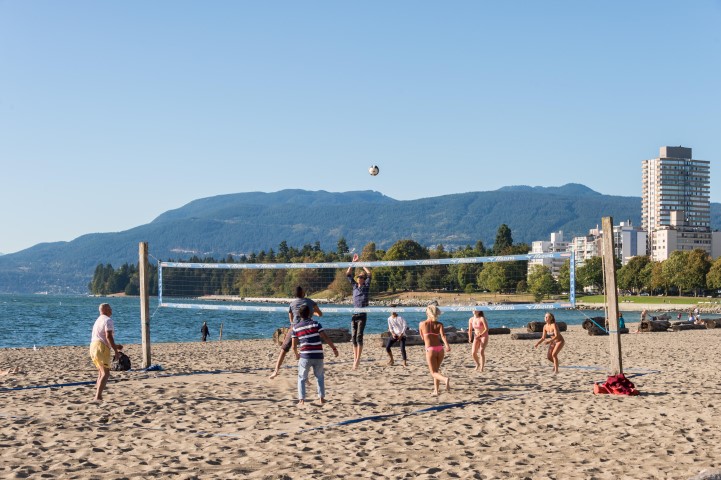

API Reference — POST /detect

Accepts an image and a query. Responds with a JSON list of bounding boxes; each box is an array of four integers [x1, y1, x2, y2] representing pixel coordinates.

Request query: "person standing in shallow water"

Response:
[[346, 253, 371, 370], [201, 321, 210, 342]]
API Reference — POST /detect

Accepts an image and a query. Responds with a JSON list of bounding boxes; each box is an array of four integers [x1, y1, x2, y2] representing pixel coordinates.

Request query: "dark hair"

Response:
[[299, 304, 311, 319], [295, 286, 304, 298]]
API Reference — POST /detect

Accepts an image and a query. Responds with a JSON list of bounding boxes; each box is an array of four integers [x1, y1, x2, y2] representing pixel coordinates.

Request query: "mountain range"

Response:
[[2, 184, 720, 294]]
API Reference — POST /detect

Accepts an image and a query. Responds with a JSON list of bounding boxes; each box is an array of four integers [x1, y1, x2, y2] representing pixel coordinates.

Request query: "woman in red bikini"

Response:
[[534, 312, 565, 374], [419, 304, 451, 396], [468, 310, 489, 372]]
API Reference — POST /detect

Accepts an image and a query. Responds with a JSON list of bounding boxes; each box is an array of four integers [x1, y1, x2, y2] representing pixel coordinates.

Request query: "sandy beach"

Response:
[[2, 324, 721, 479]]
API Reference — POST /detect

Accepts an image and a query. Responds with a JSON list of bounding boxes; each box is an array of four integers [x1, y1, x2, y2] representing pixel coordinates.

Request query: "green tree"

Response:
[[617, 256, 651, 294], [706, 257, 721, 291], [383, 240, 428, 292], [277, 241, 290, 262], [685, 249, 711, 296], [577, 256, 604, 292], [477, 263, 506, 293], [384, 240, 427, 260], [493, 224, 513, 255], [337, 237, 349, 256], [650, 261, 669, 295], [360, 242, 379, 261], [662, 251, 687, 295], [556, 259, 574, 293], [474, 240, 486, 256], [527, 264, 558, 302]]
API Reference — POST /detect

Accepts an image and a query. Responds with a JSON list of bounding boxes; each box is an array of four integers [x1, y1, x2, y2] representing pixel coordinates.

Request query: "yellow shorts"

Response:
[[89, 340, 111, 369]]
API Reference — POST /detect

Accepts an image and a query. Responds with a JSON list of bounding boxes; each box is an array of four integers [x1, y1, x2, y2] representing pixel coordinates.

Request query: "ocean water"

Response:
[[0, 293, 624, 349]]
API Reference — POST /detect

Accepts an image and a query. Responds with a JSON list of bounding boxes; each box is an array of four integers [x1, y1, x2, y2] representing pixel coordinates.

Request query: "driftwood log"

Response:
[[511, 332, 542, 340], [704, 319, 721, 329], [580, 317, 629, 336], [527, 321, 567, 333], [670, 323, 708, 332], [488, 327, 511, 335], [582, 317, 607, 335], [273, 327, 351, 345], [639, 320, 671, 333], [377, 327, 494, 347]]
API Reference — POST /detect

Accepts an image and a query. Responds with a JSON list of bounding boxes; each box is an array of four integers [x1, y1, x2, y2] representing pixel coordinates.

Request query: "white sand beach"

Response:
[[2, 324, 721, 479]]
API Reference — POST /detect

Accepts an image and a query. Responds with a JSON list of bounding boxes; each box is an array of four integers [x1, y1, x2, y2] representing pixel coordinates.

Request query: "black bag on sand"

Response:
[[112, 352, 131, 371]]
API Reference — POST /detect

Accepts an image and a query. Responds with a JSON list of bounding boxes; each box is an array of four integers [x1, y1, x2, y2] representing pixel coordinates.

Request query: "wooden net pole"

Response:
[[139, 242, 152, 368], [601, 217, 622, 374]]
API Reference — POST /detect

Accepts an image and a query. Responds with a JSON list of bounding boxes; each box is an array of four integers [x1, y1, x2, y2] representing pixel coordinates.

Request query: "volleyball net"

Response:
[[157, 252, 575, 313]]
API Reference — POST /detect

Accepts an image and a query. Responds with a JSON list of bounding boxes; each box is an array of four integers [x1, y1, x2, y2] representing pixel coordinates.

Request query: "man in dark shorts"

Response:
[[346, 253, 371, 370], [269, 286, 322, 379]]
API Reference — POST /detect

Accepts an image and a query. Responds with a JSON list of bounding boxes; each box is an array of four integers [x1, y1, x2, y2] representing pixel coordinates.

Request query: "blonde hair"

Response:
[[426, 304, 442, 321]]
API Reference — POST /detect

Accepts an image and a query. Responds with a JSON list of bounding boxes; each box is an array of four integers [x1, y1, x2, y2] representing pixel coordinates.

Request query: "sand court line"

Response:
[[0, 365, 664, 449], [0, 386, 532, 443], [0, 369, 241, 393], [0, 357, 379, 393], [283, 392, 532, 437]]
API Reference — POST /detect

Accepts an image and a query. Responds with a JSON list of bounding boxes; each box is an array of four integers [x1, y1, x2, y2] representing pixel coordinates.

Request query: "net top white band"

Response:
[[160, 252, 572, 270], [159, 302, 574, 313]]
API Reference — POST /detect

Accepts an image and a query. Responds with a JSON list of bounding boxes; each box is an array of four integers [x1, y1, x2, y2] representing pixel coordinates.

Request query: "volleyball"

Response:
[[368, 165, 379, 176]]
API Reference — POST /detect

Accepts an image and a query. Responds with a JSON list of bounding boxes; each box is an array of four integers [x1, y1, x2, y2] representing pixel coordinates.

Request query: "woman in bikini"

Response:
[[534, 312, 564, 374], [419, 304, 451, 396], [468, 310, 489, 372]]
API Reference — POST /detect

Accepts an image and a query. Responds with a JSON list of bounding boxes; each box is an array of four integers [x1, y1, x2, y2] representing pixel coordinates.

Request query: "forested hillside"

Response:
[[2, 185, 720, 294]]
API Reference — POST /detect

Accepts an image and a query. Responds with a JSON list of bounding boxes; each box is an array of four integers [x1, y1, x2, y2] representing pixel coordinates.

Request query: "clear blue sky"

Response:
[[1, 1, 720, 254]]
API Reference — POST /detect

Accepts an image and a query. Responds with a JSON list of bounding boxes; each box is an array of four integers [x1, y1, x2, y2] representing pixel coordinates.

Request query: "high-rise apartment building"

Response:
[[641, 146, 711, 260]]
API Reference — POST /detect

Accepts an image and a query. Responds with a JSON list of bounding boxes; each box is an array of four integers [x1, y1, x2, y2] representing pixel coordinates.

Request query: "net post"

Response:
[[139, 242, 152, 368], [569, 251, 576, 307], [601, 217, 622, 375]]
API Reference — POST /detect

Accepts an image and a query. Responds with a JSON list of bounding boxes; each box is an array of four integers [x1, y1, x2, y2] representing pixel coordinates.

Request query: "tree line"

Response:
[[89, 225, 721, 299], [90, 225, 526, 297]]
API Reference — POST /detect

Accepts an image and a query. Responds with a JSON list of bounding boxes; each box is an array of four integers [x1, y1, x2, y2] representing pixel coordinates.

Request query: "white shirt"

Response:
[[91, 314, 114, 347], [387, 315, 408, 336]]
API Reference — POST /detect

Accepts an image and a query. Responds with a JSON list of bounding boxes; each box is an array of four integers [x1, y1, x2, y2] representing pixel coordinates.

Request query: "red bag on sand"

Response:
[[600, 373, 640, 396], [593, 383, 610, 394]]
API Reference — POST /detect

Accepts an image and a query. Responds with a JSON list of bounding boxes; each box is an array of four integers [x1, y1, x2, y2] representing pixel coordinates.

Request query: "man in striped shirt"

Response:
[[292, 304, 339, 405]]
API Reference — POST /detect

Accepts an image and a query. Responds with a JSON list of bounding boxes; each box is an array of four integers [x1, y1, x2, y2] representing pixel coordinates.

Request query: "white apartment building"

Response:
[[570, 227, 602, 269], [650, 211, 713, 261], [613, 221, 647, 265], [529, 231, 569, 278], [642, 146, 711, 261]]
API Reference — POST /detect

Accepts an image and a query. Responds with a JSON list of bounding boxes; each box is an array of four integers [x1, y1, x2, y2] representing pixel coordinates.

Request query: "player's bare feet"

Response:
[[387, 359, 394, 366], [320, 397, 326, 405], [402, 360, 407, 367], [298, 399, 305, 406], [269, 371, 279, 379], [445, 378, 451, 392]]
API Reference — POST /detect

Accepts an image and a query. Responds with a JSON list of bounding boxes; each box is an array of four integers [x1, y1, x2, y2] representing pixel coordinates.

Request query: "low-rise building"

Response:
[[528, 231, 569, 278]]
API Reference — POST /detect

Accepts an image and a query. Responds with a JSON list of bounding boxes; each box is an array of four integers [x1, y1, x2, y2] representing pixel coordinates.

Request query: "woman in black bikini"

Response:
[[419, 304, 451, 396]]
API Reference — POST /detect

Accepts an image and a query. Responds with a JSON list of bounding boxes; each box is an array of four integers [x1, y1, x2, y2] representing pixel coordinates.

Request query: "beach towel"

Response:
[[594, 373, 639, 396]]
